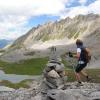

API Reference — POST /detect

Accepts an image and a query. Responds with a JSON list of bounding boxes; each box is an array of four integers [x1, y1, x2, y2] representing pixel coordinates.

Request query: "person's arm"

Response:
[[65, 48, 81, 59], [73, 48, 81, 60], [73, 52, 80, 59]]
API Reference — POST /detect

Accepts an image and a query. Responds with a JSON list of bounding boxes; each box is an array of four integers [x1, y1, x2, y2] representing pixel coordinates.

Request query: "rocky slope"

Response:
[[0, 13, 100, 67], [0, 81, 100, 100]]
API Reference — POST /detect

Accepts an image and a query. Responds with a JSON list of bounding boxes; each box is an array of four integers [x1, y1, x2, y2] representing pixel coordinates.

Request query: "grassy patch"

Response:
[[0, 79, 32, 89], [0, 49, 5, 53], [0, 57, 48, 75], [64, 68, 100, 83], [74, 32, 79, 39], [62, 56, 74, 69], [86, 69, 100, 83]]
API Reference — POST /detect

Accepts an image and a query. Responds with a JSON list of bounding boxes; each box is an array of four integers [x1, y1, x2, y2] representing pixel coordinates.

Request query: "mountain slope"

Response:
[[8, 14, 100, 49], [0, 14, 100, 67]]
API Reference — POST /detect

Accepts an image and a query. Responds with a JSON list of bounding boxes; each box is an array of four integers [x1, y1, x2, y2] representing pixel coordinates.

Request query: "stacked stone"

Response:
[[42, 46, 67, 89], [40, 46, 67, 100]]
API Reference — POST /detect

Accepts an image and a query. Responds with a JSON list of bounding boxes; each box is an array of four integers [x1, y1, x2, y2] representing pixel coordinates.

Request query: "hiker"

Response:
[[68, 39, 91, 85]]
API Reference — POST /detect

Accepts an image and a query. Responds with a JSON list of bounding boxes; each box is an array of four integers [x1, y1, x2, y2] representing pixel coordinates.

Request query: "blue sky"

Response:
[[0, 0, 100, 39], [27, 15, 60, 27]]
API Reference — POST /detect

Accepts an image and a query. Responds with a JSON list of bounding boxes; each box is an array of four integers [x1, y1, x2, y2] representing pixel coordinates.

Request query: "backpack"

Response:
[[81, 47, 91, 63]]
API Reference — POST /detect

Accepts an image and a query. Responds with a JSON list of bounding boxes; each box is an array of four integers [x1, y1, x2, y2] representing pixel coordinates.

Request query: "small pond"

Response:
[[0, 70, 41, 83]]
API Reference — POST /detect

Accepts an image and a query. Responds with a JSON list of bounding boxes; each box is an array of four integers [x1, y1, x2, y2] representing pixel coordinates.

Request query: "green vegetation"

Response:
[[0, 57, 48, 75], [0, 79, 32, 89], [42, 32, 66, 42], [74, 32, 79, 39], [65, 69, 100, 83], [0, 49, 5, 53], [62, 56, 72, 69], [42, 34, 50, 42]]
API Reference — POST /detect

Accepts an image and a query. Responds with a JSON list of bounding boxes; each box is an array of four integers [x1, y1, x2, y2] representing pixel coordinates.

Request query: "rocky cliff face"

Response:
[[0, 14, 100, 66]]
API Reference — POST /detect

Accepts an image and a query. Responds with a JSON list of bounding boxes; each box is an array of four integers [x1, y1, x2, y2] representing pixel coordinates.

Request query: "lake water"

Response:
[[0, 70, 41, 83]]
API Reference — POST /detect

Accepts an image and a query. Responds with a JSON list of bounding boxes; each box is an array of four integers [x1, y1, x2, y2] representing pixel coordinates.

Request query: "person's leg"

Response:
[[75, 64, 82, 83], [75, 63, 88, 83], [75, 72, 81, 83], [79, 63, 87, 77], [75, 72, 84, 86], [79, 63, 92, 81]]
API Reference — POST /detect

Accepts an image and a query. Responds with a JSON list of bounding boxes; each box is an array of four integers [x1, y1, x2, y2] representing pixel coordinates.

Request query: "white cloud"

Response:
[[0, 15, 29, 39], [0, 0, 69, 39], [78, 0, 87, 5], [60, 0, 100, 18], [0, 0, 69, 16], [0, 0, 100, 39], [88, 0, 100, 14], [60, 6, 88, 18]]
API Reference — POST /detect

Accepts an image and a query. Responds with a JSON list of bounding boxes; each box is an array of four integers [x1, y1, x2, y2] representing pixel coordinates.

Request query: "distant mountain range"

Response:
[[0, 39, 13, 49], [0, 13, 100, 68]]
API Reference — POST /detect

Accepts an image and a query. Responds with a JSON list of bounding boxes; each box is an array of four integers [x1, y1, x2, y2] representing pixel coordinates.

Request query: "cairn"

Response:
[[41, 46, 67, 100]]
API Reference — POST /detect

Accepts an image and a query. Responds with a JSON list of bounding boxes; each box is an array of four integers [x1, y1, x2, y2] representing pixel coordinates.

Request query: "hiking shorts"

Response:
[[75, 63, 87, 73]]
